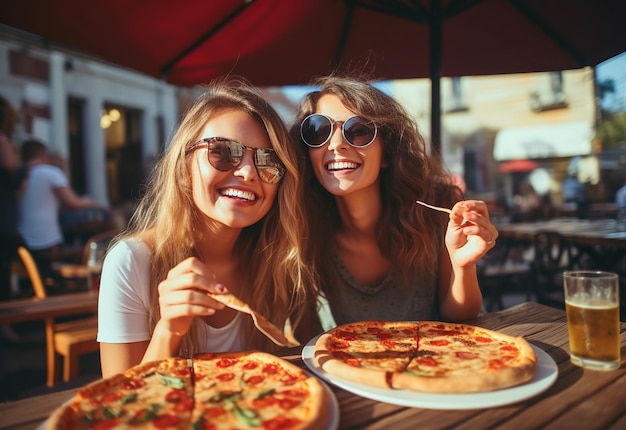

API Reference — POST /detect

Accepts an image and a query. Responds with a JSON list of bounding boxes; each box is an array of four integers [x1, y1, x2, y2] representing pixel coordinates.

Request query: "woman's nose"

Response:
[[326, 123, 347, 151]]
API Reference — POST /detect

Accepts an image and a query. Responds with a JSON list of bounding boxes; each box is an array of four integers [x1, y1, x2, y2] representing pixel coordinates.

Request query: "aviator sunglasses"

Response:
[[300, 114, 378, 148], [188, 137, 285, 184]]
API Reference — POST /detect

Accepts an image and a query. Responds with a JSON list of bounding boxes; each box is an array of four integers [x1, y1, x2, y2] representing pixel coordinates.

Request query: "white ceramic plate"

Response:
[[302, 335, 558, 410], [320, 377, 340, 430]]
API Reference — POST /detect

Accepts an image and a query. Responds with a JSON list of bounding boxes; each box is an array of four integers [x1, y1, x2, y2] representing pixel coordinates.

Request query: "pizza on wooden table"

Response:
[[46, 352, 331, 429], [314, 320, 537, 393]]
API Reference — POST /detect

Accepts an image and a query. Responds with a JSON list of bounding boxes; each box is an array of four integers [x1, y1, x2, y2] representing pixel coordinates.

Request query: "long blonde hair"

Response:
[[115, 77, 314, 353]]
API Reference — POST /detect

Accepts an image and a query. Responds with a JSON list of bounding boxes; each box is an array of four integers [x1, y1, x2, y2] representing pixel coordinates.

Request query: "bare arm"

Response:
[[100, 341, 150, 378], [438, 246, 483, 321], [438, 200, 498, 321], [0, 134, 18, 171], [100, 257, 228, 377], [54, 186, 94, 209]]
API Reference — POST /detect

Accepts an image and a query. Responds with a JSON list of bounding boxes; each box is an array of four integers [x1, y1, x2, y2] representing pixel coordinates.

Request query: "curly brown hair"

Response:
[[290, 75, 462, 285]]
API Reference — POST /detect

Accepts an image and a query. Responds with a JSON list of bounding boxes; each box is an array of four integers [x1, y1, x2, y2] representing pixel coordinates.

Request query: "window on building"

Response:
[[447, 77, 469, 113]]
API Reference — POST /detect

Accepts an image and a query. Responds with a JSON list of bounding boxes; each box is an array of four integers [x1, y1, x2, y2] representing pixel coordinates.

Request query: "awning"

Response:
[[493, 121, 593, 161], [497, 159, 539, 173]]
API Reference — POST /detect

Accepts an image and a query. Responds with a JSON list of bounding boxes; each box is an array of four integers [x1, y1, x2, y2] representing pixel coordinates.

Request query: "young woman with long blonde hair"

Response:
[[99, 78, 316, 377]]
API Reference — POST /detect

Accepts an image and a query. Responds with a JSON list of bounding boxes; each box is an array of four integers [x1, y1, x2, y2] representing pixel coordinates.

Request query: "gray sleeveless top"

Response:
[[323, 246, 439, 325]]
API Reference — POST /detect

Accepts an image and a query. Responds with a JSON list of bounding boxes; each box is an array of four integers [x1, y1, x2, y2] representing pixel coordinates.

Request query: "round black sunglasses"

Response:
[[300, 114, 377, 148]]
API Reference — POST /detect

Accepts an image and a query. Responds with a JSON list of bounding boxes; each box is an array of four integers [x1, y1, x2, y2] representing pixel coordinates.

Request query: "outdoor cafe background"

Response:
[[1, 26, 625, 219]]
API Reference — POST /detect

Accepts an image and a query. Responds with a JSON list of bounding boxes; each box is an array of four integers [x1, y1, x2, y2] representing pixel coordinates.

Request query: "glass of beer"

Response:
[[86, 240, 107, 293], [564, 271, 620, 370]]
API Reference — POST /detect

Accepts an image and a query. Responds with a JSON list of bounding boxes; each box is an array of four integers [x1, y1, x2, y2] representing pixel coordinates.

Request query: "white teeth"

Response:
[[327, 161, 358, 171], [220, 188, 256, 201]]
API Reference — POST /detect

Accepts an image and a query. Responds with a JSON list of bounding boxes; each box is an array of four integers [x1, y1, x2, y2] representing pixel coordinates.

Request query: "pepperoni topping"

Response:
[[474, 336, 494, 343], [417, 357, 438, 367], [455, 351, 477, 360], [165, 389, 188, 403], [216, 358, 238, 368], [328, 339, 350, 349], [377, 332, 393, 340], [280, 389, 308, 397], [279, 373, 300, 384], [262, 363, 280, 374], [245, 375, 265, 385], [501, 345, 519, 353], [243, 361, 259, 370], [429, 339, 450, 346], [334, 329, 357, 340], [381, 339, 398, 349], [173, 367, 190, 377], [152, 414, 180, 428], [344, 357, 361, 367], [252, 395, 278, 408], [100, 392, 123, 404], [488, 359, 506, 370], [262, 416, 302, 430], [216, 372, 235, 381], [202, 406, 226, 418], [172, 397, 194, 413], [278, 397, 301, 410], [122, 378, 146, 389]]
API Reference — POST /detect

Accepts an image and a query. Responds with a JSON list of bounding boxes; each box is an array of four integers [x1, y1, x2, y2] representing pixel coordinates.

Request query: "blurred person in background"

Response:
[[563, 168, 588, 219], [0, 95, 26, 342], [511, 180, 540, 223], [615, 180, 626, 211], [17, 139, 95, 278]]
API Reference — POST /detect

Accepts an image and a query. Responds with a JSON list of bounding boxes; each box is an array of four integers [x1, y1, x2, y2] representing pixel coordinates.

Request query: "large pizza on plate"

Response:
[[46, 351, 331, 430], [313, 321, 537, 393]]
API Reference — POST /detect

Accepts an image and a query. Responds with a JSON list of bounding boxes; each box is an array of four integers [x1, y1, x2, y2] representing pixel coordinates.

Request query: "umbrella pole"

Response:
[[430, 0, 442, 162]]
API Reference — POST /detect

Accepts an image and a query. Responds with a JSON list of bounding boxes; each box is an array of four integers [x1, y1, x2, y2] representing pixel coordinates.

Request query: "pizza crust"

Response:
[[208, 292, 299, 347], [314, 333, 392, 389], [392, 334, 537, 393]]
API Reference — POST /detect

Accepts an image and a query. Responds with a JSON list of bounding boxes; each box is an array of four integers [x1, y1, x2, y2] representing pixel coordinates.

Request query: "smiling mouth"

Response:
[[326, 161, 360, 171], [220, 188, 257, 201]]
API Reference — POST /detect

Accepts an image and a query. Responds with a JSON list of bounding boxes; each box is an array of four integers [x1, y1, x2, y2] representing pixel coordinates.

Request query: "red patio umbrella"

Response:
[[2, 0, 626, 153]]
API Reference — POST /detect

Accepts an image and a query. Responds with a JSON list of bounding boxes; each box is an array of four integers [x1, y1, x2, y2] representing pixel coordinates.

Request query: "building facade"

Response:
[[1, 32, 181, 211]]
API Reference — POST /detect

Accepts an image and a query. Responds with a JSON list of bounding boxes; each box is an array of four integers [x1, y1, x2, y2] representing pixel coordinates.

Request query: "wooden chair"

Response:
[[531, 231, 573, 309], [17, 246, 99, 387], [53, 228, 119, 289], [477, 237, 532, 311]]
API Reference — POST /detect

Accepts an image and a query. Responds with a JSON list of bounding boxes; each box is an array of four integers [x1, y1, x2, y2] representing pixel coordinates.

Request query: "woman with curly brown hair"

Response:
[[98, 78, 316, 377], [291, 75, 497, 327]]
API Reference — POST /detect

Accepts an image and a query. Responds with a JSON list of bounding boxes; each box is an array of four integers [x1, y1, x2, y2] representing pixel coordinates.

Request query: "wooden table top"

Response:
[[1, 302, 625, 429], [0, 292, 98, 325], [496, 218, 626, 249]]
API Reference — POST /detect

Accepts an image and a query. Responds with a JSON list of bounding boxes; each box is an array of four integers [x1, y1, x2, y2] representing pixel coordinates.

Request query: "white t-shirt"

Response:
[[18, 164, 68, 250], [97, 238, 246, 353]]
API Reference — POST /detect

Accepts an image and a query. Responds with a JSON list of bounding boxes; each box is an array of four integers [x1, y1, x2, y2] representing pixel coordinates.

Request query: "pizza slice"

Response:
[[191, 351, 329, 430], [47, 357, 194, 429], [314, 321, 418, 388], [391, 321, 537, 393], [207, 292, 299, 347]]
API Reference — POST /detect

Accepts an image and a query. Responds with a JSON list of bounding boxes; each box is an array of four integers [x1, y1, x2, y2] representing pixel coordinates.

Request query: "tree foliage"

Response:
[[597, 111, 626, 150]]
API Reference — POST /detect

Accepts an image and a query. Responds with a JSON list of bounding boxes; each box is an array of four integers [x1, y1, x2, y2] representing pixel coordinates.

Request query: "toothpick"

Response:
[[415, 199, 452, 214]]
